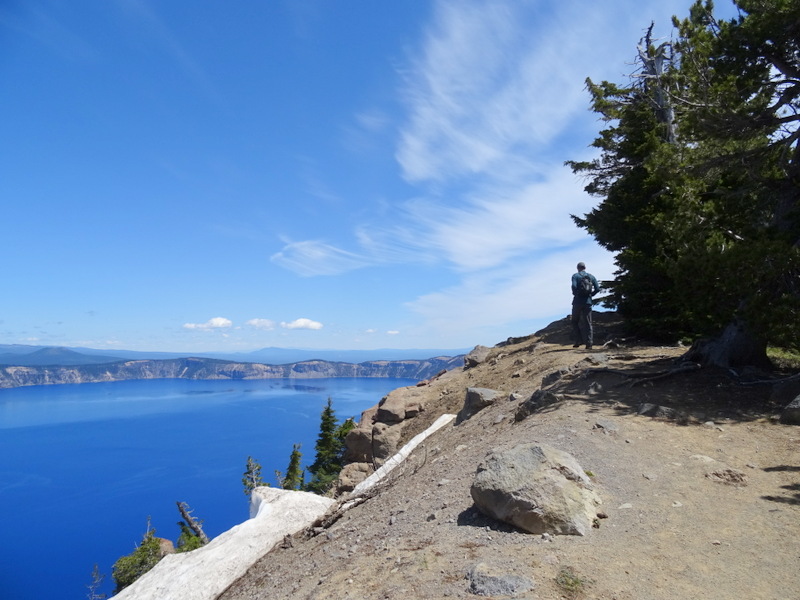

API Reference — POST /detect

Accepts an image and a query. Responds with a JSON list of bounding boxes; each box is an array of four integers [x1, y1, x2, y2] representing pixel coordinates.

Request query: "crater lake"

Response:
[[0, 377, 415, 599]]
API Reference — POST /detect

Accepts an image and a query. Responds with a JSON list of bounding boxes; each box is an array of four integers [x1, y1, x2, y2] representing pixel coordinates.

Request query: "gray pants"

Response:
[[571, 304, 593, 346]]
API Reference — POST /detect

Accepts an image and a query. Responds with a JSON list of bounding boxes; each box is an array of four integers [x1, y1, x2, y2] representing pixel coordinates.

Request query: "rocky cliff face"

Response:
[[0, 356, 463, 389]]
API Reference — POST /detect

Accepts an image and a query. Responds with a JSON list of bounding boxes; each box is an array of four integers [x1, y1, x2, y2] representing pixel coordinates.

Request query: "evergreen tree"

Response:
[[669, 0, 800, 356], [242, 455, 264, 495], [568, 0, 800, 364], [175, 501, 208, 552], [305, 398, 354, 494], [281, 443, 305, 490], [111, 519, 163, 593], [176, 522, 204, 553], [566, 25, 689, 339]]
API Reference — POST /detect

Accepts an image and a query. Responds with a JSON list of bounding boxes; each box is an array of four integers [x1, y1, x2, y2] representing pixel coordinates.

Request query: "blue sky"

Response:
[[0, 0, 738, 353]]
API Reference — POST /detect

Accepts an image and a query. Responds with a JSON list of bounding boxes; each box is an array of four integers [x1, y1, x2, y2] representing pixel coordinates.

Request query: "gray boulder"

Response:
[[781, 394, 800, 425], [514, 389, 560, 422], [457, 387, 502, 424], [464, 345, 491, 369], [470, 443, 601, 536]]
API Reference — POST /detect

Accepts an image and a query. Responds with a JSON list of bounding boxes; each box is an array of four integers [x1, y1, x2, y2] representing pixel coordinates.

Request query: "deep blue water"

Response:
[[0, 377, 413, 600]]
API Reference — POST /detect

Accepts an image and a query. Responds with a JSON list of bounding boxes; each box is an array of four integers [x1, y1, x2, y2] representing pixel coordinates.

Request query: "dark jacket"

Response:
[[571, 270, 600, 306]]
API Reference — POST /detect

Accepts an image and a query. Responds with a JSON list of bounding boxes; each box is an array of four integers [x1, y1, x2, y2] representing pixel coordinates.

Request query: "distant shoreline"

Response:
[[0, 355, 464, 390]]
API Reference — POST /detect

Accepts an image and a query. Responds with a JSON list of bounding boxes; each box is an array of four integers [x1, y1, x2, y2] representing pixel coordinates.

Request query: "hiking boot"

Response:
[[572, 343, 580, 348], [585, 344, 593, 350]]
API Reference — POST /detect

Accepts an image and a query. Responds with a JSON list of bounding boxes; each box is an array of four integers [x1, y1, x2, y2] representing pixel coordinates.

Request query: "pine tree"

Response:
[[111, 519, 163, 593], [242, 455, 264, 496], [281, 443, 304, 490], [568, 0, 800, 364], [175, 501, 208, 551], [305, 398, 353, 494]]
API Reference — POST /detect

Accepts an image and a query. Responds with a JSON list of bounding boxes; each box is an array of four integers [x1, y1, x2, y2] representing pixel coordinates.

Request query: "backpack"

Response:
[[578, 273, 593, 296]]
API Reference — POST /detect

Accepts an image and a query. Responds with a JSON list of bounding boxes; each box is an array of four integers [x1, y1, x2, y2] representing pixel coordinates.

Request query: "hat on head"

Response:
[[577, 262, 586, 270]]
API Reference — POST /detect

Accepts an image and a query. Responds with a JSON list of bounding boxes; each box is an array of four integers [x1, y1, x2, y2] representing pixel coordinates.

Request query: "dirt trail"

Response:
[[219, 314, 800, 600]]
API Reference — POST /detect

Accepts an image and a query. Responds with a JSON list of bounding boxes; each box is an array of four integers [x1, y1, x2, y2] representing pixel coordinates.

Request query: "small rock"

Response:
[[467, 562, 534, 597], [587, 381, 603, 395], [618, 503, 633, 509], [690, 454, 716, 463], [594, 419, 619, 434]]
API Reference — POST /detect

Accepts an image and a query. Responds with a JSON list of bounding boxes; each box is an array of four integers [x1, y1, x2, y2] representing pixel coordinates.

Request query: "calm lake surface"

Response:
[[0, 377, 414, 600]]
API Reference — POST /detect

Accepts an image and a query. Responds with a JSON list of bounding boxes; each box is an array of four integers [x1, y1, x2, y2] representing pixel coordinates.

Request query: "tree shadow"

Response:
[[761, 466, 800, 505]]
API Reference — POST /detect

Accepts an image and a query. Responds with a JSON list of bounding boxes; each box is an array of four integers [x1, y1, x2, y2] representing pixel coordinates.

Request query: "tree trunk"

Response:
[[684, 320, 773, 370], [176, 502, 209, 545]]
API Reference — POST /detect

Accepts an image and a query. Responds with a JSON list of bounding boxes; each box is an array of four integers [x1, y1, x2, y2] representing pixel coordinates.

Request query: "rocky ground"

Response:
[[218, 313, 800, 600]]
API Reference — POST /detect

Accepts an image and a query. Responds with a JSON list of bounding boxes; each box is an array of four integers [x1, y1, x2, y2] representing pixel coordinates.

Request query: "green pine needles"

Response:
[[245, 396, 357, 497], [567, 0, 800, 358], [305, 397, 356, 495], [111, 519, 162, 593]]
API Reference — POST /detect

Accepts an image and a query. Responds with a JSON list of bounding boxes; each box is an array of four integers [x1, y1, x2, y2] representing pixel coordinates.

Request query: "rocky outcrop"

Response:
[[0, 355, 464, 389], [464, 345, 491, 369], [470, 443, 601, 536]]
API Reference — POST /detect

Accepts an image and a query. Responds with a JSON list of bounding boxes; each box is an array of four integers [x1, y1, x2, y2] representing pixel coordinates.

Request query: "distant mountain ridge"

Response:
[[0, 344, 471, 367], [0, 347, 127, 367], [0, 355, 465, 390]]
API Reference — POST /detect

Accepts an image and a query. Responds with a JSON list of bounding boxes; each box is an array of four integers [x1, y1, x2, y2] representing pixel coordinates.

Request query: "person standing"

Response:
[[571, 262, 600, 349]]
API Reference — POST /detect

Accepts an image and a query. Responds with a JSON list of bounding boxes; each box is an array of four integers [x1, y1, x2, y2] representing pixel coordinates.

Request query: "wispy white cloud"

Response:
[[270, 240, 372, 277], [406, 244, 616, 343], [183, 317, 233, 330], [270, 0, 688, 344], [281, 318, 324, 330], [395, 0, 606, 185]]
